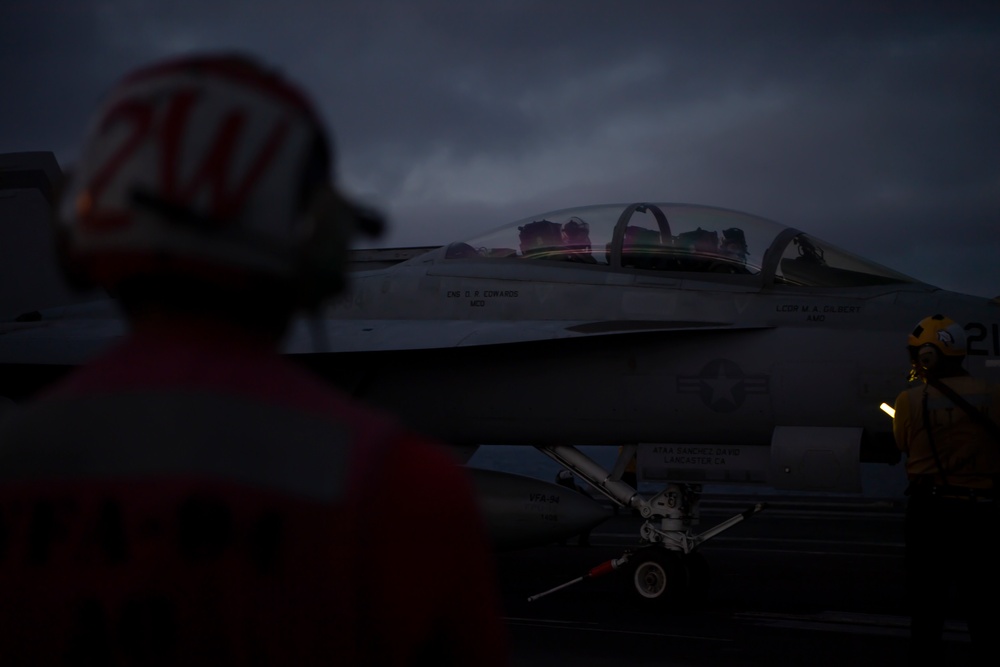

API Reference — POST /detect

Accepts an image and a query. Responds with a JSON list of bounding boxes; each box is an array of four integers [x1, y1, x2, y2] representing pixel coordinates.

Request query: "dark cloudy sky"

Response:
[[2, 1, 998, 298]]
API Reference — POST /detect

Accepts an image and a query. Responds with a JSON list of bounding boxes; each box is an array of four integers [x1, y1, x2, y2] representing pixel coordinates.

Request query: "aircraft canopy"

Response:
[[441, 203, 919, 289]]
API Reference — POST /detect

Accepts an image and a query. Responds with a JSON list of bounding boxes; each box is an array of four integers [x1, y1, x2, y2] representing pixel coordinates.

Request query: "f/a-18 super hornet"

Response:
[[3, 152, 999, 603], [287, 199, 999, 602]]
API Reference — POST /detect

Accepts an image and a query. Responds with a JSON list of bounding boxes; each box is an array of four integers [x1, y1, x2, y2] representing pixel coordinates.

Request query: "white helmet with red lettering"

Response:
[[57, 53, 382, 306]]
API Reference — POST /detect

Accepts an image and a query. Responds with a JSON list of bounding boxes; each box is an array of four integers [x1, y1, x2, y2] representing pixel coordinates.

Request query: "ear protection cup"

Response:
[[294, 183, 356, 308], [906, 314, 968, 381], [50, 170, 100, 293], [917, 344, 939, 374]]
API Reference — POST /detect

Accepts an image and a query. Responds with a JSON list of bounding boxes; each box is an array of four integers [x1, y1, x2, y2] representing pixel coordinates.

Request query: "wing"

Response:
[[282, 317, 754, 353]]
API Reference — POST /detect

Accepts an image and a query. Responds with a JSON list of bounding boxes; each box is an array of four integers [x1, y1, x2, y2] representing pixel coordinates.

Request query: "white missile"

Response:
[[467, 467, 612, 551]]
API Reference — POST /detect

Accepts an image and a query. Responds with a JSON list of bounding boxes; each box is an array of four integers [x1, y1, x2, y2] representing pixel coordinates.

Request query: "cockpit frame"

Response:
[[440, 202, 922, 291]]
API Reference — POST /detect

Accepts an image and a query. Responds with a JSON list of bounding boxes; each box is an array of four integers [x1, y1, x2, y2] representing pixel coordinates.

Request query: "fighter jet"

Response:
[[3, 152, 1000, 604], [281, 198, 1000, 601]]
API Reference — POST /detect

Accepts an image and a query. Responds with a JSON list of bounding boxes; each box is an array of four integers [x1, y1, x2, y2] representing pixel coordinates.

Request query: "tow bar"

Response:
[[527, 555, 630, 602]]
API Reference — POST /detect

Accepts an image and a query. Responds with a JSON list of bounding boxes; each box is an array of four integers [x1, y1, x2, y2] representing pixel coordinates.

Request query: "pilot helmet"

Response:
[[720, 228, 748, 260], [562, 217, 590, 240], [518, 219, 562, 255], [56, 52, 383, 308], [906, 314, 967, 379]]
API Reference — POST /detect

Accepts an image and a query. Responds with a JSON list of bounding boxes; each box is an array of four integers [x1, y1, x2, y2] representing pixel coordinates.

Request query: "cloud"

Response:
[[1, 1, 998, 296]]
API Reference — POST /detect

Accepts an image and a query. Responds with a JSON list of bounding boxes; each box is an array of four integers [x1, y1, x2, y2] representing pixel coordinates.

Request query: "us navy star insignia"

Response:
[[676, 359, 769, 412]]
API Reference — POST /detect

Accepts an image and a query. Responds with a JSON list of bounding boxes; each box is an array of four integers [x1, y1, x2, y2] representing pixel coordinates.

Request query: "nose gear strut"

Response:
[[531, 445, 766, 603]]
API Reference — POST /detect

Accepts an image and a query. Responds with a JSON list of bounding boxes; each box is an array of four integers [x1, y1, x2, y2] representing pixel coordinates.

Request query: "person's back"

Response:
[[892, 314, 999, 666], [0, 53, 507, 666], [895, 373, 1000, 490], [0, 320, 506, 665]]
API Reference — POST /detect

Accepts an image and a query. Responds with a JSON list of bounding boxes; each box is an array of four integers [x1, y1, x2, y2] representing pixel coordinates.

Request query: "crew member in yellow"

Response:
[[892, 314, 1000, 666]]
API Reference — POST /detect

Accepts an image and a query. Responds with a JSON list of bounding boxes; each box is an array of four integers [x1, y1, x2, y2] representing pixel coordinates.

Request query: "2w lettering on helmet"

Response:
[[82, 89, 290, 231], [83, 99, 156, 229], [159, 90, 289, 224]]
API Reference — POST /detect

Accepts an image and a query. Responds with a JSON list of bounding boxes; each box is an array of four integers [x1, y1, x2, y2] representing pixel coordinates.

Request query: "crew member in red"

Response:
[[0, 53, 507, 666], [892, 314, 1000, 666]]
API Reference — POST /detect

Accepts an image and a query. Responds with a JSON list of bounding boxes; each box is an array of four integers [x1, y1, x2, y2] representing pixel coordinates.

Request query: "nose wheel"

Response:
[[630, 547, 685, 601], [626, 547, 709, 604]]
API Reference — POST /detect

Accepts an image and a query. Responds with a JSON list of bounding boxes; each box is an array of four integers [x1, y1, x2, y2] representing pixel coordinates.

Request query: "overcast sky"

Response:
[[2, 1, 998, 299]]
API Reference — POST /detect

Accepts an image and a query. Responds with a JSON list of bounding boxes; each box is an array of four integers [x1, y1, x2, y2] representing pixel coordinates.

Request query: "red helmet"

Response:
[[57, 53, 382, 305]]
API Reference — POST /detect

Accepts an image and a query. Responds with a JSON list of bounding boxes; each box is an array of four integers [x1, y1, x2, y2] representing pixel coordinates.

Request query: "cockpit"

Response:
[[441, 202, 919, 289]]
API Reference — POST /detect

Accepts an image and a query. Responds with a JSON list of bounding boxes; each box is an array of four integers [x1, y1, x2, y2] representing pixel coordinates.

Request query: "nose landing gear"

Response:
[[527, 481, 765, 605], [531, 445, 765, 605], [623, 483, 764, 604]]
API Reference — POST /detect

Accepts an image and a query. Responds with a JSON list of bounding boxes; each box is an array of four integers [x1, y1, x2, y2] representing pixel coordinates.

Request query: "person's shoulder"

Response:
[[943, 374, 998, 394], [384, 430, 466, 473], [253, 355, 396, 424], [892, 383, 921, 420], [894, 383, 921, 402], [375, 429, 478, 502]]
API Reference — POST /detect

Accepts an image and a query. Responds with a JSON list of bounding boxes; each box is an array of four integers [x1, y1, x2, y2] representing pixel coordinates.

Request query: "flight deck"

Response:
[[496, 494, 970, 666]]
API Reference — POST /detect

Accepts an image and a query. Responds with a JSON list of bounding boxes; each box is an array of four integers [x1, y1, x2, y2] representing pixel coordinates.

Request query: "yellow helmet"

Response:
[[907, 314, 967, 357]]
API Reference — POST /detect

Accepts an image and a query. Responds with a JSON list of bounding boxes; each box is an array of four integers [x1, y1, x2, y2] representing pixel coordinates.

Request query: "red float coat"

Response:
[[0, 321, 507, 666]]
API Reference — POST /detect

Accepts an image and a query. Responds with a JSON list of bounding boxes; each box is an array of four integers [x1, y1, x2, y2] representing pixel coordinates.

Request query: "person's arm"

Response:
[[893, 390, 911, 455]]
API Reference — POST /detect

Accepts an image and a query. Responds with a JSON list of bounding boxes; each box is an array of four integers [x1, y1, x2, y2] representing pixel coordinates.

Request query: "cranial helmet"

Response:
[[907, 314, 967, 380], [56, 53, 383, 307], [908, 314, 967, 356]]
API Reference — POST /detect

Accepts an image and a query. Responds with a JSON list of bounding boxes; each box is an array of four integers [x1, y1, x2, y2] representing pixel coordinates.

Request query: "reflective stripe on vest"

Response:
[[0, 391, 352, 503]]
